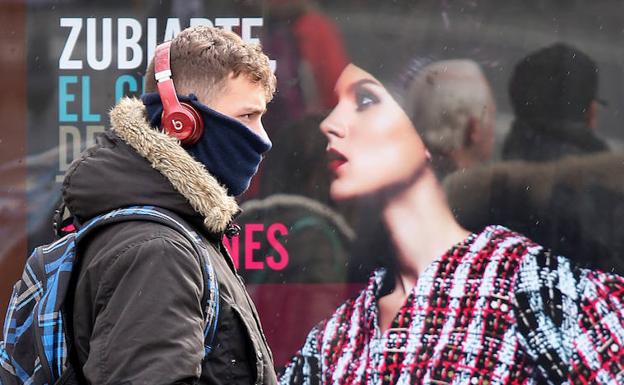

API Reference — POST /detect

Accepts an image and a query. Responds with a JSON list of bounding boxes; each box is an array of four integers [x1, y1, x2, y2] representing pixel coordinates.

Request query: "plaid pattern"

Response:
[[0, 206, 219, 385], [279, 226, 624, 385]]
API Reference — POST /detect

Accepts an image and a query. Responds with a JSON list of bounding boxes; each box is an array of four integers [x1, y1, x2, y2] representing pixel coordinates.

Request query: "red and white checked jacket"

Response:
[[279, 226, 624, 385]]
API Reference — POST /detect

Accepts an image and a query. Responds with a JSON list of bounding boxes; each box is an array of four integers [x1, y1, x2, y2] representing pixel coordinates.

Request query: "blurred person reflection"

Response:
[[245, 1, 349, 200], [445, 150, 624, 275], [262, 0, 349, 122], [502, 43, 609, 161], [279, 60, 624, 385], [405, 59, 496, 178], [260, 115, 332, 203], [446, 45, 621, 275]]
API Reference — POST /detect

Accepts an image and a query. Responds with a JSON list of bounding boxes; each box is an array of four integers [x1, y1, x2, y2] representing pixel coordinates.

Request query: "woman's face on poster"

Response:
[[320, 64, 430, 201]]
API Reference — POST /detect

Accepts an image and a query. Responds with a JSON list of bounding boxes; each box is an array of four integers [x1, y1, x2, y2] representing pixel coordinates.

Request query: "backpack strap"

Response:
[[75, 206, 220, 355]]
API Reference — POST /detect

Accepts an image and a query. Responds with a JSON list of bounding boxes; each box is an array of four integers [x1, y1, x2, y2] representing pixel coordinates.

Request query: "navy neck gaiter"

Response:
[[142, 92, 272, 196]]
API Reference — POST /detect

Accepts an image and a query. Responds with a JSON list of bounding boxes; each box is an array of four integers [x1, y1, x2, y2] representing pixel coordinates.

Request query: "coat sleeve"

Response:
[[81, 235, 206, 385], [278, 321, 326, 385], [513, 249, 624, 384]]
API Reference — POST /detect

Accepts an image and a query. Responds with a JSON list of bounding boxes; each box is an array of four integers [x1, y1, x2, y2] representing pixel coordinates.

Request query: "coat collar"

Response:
[[109, 97, 239, 233]]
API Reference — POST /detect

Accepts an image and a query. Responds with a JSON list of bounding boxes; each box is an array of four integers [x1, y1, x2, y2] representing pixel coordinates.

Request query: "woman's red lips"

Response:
[[327, 148, 347, 172], [328, 159, 347, 172]]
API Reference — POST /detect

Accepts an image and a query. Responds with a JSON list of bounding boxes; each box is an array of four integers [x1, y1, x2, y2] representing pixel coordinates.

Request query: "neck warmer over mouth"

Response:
[[142, 92, 272, 196]]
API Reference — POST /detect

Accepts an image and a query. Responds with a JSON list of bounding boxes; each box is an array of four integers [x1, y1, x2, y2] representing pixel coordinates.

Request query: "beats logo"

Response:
[[172, 119, 184, 131]]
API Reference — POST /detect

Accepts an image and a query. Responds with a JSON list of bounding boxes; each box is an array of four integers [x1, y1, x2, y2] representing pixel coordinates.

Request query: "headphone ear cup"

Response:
[[154, 42, 205, 146], [161, 103, 204, 145], [180, 102, 204, 145]]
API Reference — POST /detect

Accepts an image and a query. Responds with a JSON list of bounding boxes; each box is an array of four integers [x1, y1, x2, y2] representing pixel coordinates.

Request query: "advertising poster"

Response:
[[1, 0, 624, 378]]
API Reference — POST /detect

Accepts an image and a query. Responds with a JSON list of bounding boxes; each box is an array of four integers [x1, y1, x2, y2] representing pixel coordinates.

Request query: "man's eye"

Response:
[[355, 88, 379, 111]]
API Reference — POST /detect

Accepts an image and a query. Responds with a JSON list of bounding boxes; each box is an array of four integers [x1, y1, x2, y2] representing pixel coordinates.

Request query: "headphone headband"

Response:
[[154, 41, 173, 81]]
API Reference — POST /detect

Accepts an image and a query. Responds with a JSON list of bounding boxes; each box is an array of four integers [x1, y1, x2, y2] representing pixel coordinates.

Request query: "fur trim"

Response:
[[109, 97, 239, 233]]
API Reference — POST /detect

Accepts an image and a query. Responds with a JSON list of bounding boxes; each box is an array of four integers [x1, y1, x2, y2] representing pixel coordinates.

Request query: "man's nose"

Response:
[[255, 120, 270, 142]]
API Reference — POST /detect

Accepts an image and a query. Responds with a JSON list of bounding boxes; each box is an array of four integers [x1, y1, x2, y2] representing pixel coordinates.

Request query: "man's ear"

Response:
[[464, 116, 480, 148], [586, 100, 599, 130]]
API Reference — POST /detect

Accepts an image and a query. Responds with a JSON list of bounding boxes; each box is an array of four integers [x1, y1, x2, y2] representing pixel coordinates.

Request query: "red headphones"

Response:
[[154, 41, 204, 145]]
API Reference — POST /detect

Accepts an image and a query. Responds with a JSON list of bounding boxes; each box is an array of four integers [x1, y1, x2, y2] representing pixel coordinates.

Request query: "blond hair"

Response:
[[145, 26, 276, 102], [406, 60, 492, 154]]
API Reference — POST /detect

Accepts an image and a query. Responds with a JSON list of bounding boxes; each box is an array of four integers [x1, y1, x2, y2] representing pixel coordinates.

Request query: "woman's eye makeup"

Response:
[[354, 86, 380, 111]]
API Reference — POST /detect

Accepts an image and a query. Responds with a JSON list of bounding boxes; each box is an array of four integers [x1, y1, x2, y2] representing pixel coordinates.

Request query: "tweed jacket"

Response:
[[279, 226, 624, 385]]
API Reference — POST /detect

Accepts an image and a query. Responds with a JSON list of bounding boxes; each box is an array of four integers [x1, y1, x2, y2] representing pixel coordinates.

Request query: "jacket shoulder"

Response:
[[79, 220, 204, 284]]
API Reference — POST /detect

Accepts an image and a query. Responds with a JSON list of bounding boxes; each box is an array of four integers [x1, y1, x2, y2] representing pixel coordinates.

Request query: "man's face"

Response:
[[203, 73, 269, 141]]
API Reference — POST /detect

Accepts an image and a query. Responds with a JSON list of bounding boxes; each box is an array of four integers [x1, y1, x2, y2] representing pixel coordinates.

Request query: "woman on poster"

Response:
[[278, 59, 624, 385]]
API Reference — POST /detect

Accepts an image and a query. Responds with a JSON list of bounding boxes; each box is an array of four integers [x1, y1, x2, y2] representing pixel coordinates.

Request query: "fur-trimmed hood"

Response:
[[62, 97, 239, 233]]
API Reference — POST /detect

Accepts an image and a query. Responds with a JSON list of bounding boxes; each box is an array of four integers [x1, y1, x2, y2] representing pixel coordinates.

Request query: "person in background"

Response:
[[243, 0, 350, 200], [445, 150, 624, 275], [405, 59, 496, 178], [279, 58, 624, 385], [502, 42, 609, 161], [446, 44, 622, 276]]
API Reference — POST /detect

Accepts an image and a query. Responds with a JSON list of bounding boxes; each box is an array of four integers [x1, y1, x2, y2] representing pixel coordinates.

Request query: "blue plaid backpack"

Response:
[[0, 206, 219, 385]]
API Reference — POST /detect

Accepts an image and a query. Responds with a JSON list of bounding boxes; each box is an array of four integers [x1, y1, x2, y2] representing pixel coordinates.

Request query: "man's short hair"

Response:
[[509, 43, 597, 121], [405, 59, 492, 154], [145, 26, 276, 102]]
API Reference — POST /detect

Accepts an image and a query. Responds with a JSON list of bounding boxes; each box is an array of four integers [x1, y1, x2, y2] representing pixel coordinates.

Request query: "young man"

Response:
[[63, 26, 277, 384]]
